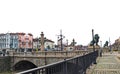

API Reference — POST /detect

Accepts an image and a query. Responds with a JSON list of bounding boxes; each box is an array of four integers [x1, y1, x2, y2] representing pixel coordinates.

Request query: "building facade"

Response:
[[33, 38, 40, 51], [9, 33, 19, 49], [0, 33, 33, 52], [17, 33, 33, 52], [44, 38, 54, 51]]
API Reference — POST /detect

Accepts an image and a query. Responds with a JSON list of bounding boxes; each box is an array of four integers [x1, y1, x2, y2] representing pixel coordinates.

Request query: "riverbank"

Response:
[[0, 71, 13, 74]]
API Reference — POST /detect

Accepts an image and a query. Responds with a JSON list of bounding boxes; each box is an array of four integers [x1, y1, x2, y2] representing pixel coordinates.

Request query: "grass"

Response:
[[0, 71, 15, 74]]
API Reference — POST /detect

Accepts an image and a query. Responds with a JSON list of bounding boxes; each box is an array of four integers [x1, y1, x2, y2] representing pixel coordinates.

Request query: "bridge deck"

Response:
[[91, 52, 120, 74]]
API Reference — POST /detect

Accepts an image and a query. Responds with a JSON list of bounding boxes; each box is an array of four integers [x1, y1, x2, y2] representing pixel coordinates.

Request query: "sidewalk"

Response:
[[91, 52, 120, 74]]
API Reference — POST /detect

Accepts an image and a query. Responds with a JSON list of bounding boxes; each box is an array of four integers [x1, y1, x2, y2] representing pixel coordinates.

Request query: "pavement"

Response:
[[90, 51, 120, 74], [12, 51, 120, 74]]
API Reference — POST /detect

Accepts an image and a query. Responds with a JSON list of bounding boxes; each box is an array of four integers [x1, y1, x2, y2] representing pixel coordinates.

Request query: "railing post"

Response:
[[65, 51, 67, 60], [83, 53, 86, 74], [65, 60, 67, 74], [45, 51, 47, 65]]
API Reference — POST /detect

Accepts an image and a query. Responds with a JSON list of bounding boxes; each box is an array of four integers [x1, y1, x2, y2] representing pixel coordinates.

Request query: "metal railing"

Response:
[[16, 50, 98, 74]]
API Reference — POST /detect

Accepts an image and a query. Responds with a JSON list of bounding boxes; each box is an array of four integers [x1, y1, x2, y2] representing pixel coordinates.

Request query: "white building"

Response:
[[0, 33, 19, 53], [33, 38, 40, 50], [44, 38, 54, 51], [33, 37, 54, 51]]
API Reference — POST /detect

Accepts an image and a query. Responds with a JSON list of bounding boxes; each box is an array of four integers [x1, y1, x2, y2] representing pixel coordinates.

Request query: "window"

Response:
[[25, 38, 29, 40]]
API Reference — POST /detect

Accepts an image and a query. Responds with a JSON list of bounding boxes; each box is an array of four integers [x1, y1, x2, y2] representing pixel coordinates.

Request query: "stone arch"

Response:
[[13, 60, 37, 71]]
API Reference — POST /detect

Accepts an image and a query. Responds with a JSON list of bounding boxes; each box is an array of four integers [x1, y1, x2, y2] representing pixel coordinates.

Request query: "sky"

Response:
[[0, 0, 120, 45]]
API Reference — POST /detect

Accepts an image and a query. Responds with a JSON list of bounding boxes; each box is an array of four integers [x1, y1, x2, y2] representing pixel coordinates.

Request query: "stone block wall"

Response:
[[0, 56, 11, 72]]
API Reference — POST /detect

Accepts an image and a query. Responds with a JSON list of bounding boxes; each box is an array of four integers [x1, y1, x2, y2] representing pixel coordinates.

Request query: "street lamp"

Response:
[[92, 29, 95, 52], [57, 30, 65, 51], [100, 41, 102, 47], [60, 30, 64, 51], [100, 41, 102, 57], [109, 37, 112, 53]]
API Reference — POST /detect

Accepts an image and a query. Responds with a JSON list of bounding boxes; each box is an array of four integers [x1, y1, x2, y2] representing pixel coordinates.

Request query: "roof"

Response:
[[10, 33, 18, 35], [0, 33, 5, 36], [16, 33, 25, 35], [28, 33, 33, 36], [33, 38, 39, 42], [33, 37, 54, 43], [45, 39, 54, 43]]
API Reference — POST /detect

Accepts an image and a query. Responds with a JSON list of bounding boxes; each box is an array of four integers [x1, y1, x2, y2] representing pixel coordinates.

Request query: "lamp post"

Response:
[[57, 30, 65, 51], [109, 37, 112, 53], [92, 29, 95, 52], [100, 41, 102, 47], [92, 29, 97, 64], [60, 30, 63, 51], [37, 37, 39, 51], [100, 41, 102, 57]]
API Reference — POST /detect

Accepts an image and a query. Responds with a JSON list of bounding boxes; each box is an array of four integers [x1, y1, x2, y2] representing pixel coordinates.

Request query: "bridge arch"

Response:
[[13, 60, 37, 71]]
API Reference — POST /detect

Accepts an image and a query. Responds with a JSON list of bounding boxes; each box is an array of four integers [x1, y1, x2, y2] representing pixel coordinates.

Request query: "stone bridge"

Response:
[[9, 50, 89, 71]]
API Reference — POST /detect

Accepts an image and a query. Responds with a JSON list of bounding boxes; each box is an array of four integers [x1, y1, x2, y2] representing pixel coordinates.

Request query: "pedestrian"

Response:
[[100, 48, 102, 57]]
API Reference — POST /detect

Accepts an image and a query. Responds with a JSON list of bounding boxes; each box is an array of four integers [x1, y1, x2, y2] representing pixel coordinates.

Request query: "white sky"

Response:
[[0, 0, 120, 45]]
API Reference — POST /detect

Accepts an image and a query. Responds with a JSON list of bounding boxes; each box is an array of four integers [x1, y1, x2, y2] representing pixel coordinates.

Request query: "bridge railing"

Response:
[[16, 50, 98, 74], [9, 50, 89, 58]]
